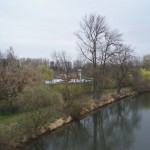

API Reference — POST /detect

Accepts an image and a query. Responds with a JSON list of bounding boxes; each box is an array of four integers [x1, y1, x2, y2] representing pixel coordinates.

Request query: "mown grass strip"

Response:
[[0, 113, 27, 125]]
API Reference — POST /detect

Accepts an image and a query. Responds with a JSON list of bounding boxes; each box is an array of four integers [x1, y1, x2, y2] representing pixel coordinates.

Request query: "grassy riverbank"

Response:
[[0, 87, 118, 123], [0, 87, 134, 150]]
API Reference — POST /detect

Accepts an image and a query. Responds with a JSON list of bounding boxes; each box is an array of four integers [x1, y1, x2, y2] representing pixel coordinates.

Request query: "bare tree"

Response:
[[52, 51, 72, 80], [52, 51, 72, 101], [19, 58, 50, 68], [110, 44, 134, 94], [75, 14, 122, 99]]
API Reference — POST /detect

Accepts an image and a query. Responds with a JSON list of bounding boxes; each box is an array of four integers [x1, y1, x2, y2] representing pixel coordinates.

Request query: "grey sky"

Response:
[[0, 0, 150, 59]]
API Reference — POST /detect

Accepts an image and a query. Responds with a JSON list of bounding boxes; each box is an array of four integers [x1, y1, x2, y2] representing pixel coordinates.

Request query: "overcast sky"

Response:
[[0, 0, 150, 59]]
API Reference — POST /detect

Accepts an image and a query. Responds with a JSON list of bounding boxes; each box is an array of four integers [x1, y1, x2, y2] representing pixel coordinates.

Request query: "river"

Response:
[[25, 93, 150, 150]]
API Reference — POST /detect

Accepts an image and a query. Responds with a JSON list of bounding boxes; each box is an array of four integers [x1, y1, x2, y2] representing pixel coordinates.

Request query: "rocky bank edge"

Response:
[[18, 90, 137, 147], [12, 89, 148, 150]]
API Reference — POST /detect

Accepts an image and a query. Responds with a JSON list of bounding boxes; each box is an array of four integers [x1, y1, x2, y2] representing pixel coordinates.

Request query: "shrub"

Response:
[[64, 100, 84, 119], [50, 83, 92, 101], [0, 124, 22, 150], [17, 86, 64, 112], [15, 86, 64, 138]]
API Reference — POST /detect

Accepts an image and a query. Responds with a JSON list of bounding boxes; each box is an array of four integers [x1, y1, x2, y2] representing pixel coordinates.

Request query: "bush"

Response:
[[64, 99, 84, 119], [17, 86, 64, 112], [16, 86, 64, 138], [20, 107, 62, 138], [0, 86, 65, 149], [50, 83, 92, 101], [0, 124, 22, 150], [132, 69, 150, 92]]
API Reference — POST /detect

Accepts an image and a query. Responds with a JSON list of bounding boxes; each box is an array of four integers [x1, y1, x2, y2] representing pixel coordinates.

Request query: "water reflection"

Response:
[[25, 93, 150, 150]]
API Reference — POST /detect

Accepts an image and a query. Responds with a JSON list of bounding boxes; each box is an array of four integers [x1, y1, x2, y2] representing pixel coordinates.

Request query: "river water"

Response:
[[25, 93, 150, 150]]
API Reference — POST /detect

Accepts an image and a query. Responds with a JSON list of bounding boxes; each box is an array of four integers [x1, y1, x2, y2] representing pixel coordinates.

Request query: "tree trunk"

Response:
[[117, 82, 122, 94]]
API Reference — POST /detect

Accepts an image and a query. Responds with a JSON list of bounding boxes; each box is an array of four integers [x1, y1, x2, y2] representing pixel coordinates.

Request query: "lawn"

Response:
[[0, 113, 26, 125]]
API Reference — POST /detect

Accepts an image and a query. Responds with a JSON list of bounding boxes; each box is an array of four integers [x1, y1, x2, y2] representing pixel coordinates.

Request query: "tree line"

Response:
[[1, 14, 150, 104], [1, 13, 150, 150]]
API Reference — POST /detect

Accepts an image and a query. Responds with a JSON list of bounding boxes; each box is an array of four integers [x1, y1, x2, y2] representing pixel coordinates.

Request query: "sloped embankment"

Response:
[[21, 90, 136, 144]]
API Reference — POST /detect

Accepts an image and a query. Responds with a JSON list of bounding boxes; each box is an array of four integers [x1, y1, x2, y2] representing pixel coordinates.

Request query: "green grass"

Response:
[[0, 110, 64, 126], [0, 113, 27, 125], [0, 114, 15, 119]]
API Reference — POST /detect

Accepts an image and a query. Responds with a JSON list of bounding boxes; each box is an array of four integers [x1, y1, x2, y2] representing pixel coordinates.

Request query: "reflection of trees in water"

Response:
[[25, 122, 90, 150], [135, 93, 150, 109], [48, 121, 90, 150], [25, 139, 48, 150], [90, 97, 141, 150], [25, 97, 142, 150]]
